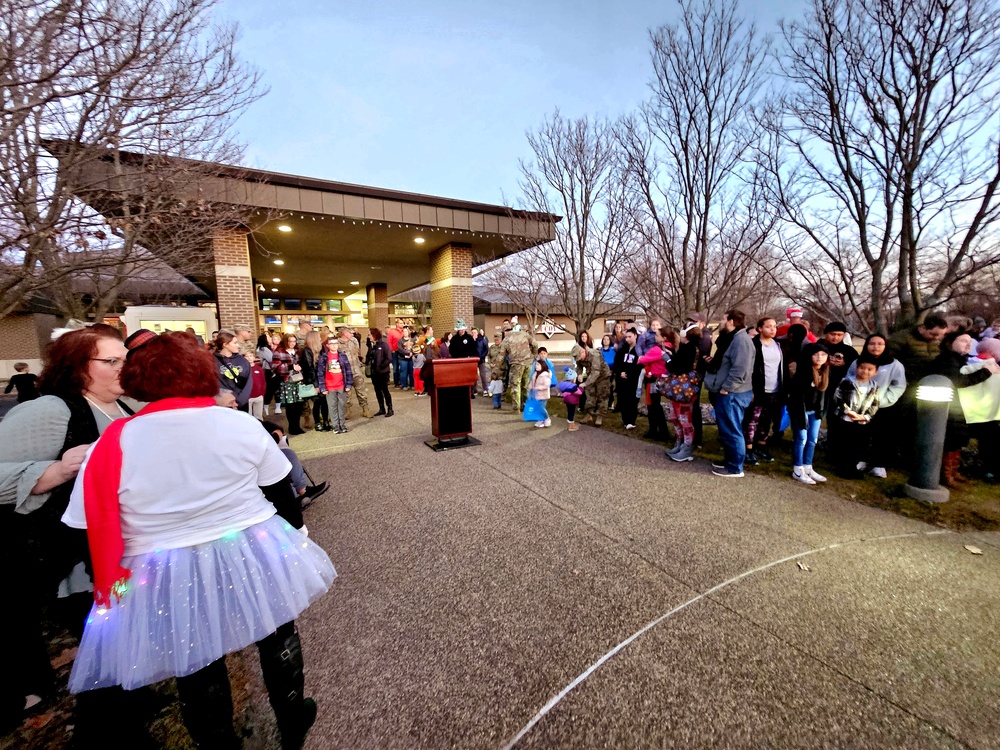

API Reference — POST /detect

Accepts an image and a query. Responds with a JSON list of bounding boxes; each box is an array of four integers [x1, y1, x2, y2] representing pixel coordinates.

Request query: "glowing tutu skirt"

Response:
[[69, 515, 336, 692]]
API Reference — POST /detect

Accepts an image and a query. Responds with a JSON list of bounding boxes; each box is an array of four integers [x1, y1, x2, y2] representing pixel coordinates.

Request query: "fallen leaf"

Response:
[[964, 545, 984, 555], [25, 712, 53, 730], [51, 647, 77, 669], [797, 561, 812, 572]]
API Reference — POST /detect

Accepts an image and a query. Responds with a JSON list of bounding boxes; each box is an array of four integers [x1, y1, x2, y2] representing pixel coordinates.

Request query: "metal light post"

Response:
[[905, 375, 953, 504]]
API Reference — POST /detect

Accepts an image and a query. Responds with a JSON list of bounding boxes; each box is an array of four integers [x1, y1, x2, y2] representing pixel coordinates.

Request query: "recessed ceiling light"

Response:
[[371, 266, 381, 270], [414, 237, 425, 244], [272, 278, 280, 282], [277, 225, 292, 233], [273, 259, 285, 265], [337, 290, 344, 294], [271, 287, 278, 292], [350, 281, 360, 285]]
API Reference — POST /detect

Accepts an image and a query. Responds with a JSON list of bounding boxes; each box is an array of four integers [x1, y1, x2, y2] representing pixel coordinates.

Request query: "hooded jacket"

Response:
[[704, 329, 755, 394]]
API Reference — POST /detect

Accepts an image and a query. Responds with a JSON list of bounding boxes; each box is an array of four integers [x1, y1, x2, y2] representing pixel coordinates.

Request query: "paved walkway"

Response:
[[264, 391, 999, 749]]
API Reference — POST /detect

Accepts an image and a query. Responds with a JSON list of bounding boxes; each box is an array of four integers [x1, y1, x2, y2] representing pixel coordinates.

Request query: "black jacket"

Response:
[[666, 340, 698, 376], [786, 356, 830, 425], [751, 337, 789, 401], [449, 331, 478, 358], [612, 343, 642, 387]]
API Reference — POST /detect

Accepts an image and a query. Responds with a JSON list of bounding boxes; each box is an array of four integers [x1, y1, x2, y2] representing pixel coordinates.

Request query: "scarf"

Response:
[[82, 396, 215, 606]]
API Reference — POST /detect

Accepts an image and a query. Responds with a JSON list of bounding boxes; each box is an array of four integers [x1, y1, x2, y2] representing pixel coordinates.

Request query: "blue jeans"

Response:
[[792, 410, 822, 466], [398, 359, 412, 388], [492, 393, 502, 408], [715, 390, 754, 473], [392, 352, 400, 386]]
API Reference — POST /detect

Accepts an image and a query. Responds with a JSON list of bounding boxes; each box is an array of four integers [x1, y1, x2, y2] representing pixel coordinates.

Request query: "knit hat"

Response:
[[824, 321, 848, 333], [455, 318, 467, 330], [787, 306, 804, 319], [563, 365, 577, 380]]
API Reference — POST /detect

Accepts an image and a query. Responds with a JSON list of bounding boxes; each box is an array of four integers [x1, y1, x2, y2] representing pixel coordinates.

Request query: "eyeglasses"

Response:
[[90, 357, 125, 369]]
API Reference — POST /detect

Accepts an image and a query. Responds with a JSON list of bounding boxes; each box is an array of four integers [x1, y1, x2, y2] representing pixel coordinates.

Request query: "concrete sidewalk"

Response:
[[269, 391, 999, 749]]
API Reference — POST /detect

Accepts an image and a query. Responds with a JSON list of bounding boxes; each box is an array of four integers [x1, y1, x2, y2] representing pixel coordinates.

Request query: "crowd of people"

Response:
[[1, 307, 997, 745], [484, 309, 1000, 486]]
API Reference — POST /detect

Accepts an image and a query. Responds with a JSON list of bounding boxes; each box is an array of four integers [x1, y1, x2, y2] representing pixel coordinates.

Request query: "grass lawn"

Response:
[[545, 394, 1000, 532]]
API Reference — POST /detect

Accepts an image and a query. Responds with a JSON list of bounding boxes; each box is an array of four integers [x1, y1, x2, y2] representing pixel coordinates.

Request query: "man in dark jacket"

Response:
[[475, 328, 490, 395], [612, 328, 642, 430], [449, 319, 478, 358]]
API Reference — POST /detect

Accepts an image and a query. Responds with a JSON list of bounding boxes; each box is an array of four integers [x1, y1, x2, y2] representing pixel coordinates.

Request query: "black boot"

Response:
[[175, 659, 242, 750], [385, 408, 394, 417], [257, 623, 316, 750]]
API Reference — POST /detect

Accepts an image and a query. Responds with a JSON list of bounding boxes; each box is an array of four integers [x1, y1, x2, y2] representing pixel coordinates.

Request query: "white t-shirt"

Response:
[[63, 406, 291, 556], [761, 339, 782, 393]]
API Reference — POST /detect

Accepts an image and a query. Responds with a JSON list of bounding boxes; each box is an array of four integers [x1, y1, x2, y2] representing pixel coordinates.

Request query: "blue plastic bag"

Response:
[[779, 405, 790, 432], [522, 396, 547, 422]]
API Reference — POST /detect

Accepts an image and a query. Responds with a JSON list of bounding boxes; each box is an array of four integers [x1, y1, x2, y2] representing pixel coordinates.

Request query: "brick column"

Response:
[[212, 230, 258, 335], [429, 243, 473, 335], [366, 283, 389, 333]]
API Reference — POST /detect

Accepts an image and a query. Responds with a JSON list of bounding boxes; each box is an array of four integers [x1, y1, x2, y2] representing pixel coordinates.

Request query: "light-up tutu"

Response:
[[69, 515, 336, 692]]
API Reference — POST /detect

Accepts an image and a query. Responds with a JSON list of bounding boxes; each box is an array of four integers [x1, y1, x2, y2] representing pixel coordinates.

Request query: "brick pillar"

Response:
[[366, 283, 389, 333], [212, 230, 258, 335], [430, 243, 473, 335]]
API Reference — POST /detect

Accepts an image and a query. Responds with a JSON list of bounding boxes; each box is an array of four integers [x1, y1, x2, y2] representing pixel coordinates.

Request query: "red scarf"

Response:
[[82, 396, 215, 606]]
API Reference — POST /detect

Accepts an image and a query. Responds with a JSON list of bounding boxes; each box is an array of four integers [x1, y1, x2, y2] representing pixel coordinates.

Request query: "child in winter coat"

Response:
[[488, 377, 504, 409], [829, 354, 880, 477], [412, 346, 426, 396], [317, 338, 355, 434], [558, 365, 585, 432], [528, 359, 552, 428]]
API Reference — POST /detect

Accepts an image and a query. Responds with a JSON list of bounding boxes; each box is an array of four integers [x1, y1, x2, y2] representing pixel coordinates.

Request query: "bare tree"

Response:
[[475, 249, 561, 336], [0, 0, 265, 320], [618, 0, 774, 324], [758, 0, 1000, 333], [515, 111, 636, 335]]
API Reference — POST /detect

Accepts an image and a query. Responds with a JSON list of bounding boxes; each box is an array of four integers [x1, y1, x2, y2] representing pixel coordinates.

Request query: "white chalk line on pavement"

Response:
[[501, 528, 952, 750]]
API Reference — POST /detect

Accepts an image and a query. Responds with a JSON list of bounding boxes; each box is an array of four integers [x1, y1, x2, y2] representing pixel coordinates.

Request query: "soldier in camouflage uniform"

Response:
[[487, 333, 504, 383], [338, 325, 370, 418], [496, 326, 537, 411], [575, 343, 612, 426]]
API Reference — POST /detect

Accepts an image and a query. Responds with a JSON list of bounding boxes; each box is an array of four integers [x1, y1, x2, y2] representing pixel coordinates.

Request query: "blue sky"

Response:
[[218, 0, 802, 207]]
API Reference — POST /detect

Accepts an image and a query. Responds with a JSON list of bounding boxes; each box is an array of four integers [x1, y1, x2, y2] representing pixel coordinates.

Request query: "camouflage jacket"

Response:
[[488, 342, 505, 374], [499, 330, 538, 369], [579, 346, 611, 387], [339, 335, 363, 375]]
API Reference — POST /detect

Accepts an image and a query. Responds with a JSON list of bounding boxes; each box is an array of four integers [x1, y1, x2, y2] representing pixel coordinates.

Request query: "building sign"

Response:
[[535, 319, 568, 339]]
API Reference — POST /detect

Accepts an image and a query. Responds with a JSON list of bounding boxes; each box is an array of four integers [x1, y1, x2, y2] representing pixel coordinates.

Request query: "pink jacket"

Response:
[[638, 345, 668, 378]]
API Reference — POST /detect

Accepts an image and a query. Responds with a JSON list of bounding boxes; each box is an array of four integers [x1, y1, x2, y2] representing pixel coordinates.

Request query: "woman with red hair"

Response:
[[0, 323, 135, 733], [61, 332, 336, 749]]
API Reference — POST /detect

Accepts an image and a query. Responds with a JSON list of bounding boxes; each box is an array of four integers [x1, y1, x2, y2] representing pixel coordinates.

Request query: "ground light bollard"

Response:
[[905, 374, 953, 504]]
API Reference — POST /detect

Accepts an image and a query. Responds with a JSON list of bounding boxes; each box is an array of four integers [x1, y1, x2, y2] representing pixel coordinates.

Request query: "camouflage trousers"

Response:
[[507, 362, 532, 410], [584, 376, 611, 417], [346, 371, 370, 416]]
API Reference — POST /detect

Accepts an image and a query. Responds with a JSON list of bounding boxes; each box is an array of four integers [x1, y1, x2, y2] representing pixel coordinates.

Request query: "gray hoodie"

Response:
[[704, 329, 755, 394]]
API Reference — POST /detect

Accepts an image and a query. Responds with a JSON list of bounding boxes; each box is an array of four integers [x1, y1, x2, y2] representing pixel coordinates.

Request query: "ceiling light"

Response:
[[414, 237, 425, 244], [350, 281, 360, 285], [277, 225, 292, 233], [273, 259, 285, 265], [371, 266, 381, 269], [337, 290, 344, 294], [271, 287, 278, 292], [272, 278, 281, 282]]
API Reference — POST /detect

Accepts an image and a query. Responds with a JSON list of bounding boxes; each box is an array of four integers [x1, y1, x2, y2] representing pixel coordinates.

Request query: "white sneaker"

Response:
[[793, 467, 816, 485], [535, 421, 546, 428], [856, 461, 867, 472], [804, 465, 827, 483], [625, 423, 636, 430], [275, 404, 282, 414], [543, 418, 551, 427], [871, 466, 887, 479], [263, 406, 269, 416], [483, 391, 489, 397]]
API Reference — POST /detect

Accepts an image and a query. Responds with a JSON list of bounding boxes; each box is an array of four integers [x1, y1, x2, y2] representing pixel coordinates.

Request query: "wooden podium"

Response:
[[426, 357, 481, 451]]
